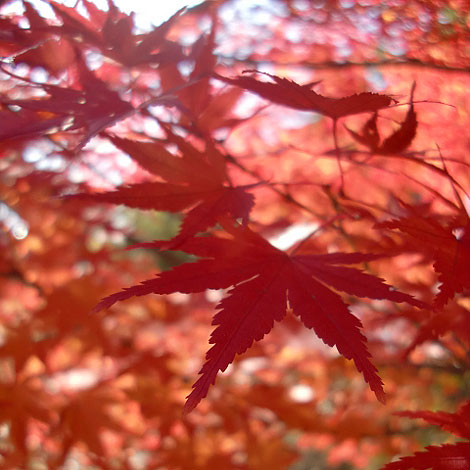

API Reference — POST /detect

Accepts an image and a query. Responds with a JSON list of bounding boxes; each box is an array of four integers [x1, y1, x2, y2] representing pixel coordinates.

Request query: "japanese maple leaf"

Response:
[[14, 2, 76, 75], [0, 4, 75, 76], [47, 0, 185, 67], [378, 209, 470, 308], [174, 21, 218, 119], [346, 82, 417, 154], [214, 70, 394, 119], [402, 303, 470, 359], [70, 131, 255, 244], [383, 402, 470, 470], [92, 225, 424, 413], [0, 59, 133, 149], [0, 105, 67, 144], [395, 401, 470, 440], [0, 377, 52, 454], [382, 442, 470, 470]]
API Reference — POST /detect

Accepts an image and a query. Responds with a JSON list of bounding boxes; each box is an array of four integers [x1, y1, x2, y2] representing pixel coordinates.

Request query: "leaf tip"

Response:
[[376, 389, 387, 405]]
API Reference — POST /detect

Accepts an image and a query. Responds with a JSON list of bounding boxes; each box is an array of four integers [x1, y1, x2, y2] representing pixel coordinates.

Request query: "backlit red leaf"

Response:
[[68, 182, 255, 244], [382, 442, 470, 470], [0, 60, 133, 149], [214, 70, 394, 119], [107, 132, 226, 187], [91, 225, 424, 412], [384, 398, 470, 469], [396, 401, 470, 440], [378, 213, 470, 308], [347, 82, 418, 154], [48, 0, 185, 66]]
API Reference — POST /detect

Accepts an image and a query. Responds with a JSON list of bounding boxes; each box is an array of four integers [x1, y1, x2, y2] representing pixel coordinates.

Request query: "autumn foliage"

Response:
[[1, 0, 469, 469]]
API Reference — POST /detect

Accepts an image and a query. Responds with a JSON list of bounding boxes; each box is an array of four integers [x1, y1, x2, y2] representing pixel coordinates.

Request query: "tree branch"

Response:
[[217, 56, 470, 74]]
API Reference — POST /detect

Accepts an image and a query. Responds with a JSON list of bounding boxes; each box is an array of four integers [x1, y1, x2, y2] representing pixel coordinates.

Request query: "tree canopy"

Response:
[[0, 0, 469, 469]]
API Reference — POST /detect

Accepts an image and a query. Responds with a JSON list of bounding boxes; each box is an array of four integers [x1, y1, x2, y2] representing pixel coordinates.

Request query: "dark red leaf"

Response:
[[0, 59, 134, 149], [346, 112, 380, 151], [91, 225, 424, 412], [214, 70, 394, 119], [395, 401, 470, 440], [382, 442, 470, 470], [0, 106, 67, 143], [347, 82, 418, 154], [380, 82, 418, 154], [106, 134, 225, 187]]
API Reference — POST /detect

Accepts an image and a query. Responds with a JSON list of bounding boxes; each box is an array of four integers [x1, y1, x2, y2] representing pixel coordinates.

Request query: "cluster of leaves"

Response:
[[0, 0, 469, 469]]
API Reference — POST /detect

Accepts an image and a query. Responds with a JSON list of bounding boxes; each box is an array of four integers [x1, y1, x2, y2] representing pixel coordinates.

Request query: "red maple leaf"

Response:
[[70, 130, 255, 244], [0, 105, 67, 144], [47, 0, 185, 67], [214, 70, 394, 119], [91, 224, 424, 413], [0, 59, 133, 149], [346, 82, 417, 154], [402, 303, 470, 359], [395, 401, 470, 440], [382, 442, 470, 470], [378, 209, 470, 308], [70, 127, 254, 244], [346, 111, 381, 151], [176, 22, 218, 119], [0, 3, 76, 76], [383, 401, 470, 470]]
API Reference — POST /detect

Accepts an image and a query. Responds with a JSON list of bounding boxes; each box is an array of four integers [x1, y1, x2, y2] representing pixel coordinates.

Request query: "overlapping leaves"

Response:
[[47, 0, 185, 67], [0, 59, 133, 149], [70, 127, 255, 245], [1, 0, 468, 467], [346, 83, 418, 154], [378, 205, 470, 308]]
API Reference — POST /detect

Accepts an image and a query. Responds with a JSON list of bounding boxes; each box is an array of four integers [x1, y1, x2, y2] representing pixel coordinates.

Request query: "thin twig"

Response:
[[217, 56, 470, 74]]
